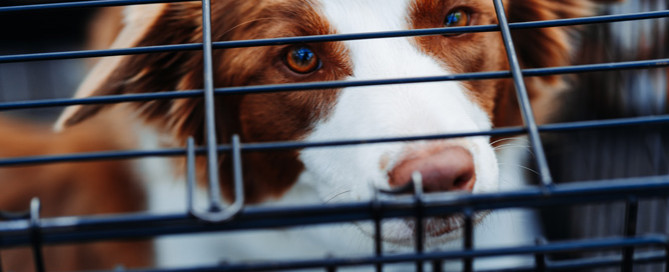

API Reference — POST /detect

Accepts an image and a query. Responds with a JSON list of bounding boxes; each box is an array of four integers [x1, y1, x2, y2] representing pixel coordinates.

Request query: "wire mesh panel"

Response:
[[0, 0, 669, 272], [543, 1, 669, 271]]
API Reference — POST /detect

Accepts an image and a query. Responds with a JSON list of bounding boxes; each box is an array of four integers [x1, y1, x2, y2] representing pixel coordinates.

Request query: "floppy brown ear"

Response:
[[507, 0, 594, 81], [495, 0, 598, 124], [55, 3, 206, 134]]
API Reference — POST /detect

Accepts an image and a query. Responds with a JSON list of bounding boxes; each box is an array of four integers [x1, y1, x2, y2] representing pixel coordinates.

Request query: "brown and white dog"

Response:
[[51, 0, 591, 270]]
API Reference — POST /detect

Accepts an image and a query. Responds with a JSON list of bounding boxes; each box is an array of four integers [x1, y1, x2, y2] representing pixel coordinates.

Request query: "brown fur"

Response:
[[503, 0, 593, 126], [412, 0, 593, 127], [58, 1, 352, 203], [2, 0, 607, 270], [86, 6, 126, 66], [411, 0, 508, 122], [0, 115, 152, 271], [57, 0, 594, 202]]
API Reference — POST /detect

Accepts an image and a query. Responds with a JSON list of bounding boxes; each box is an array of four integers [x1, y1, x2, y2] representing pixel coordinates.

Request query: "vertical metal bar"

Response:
[[432, 260, 442, 272], [492, 0, 554, 190], [229, 134, 245, 213], [201, 0, 223, 211], [186, 137, 197, 213], [371, 188, 383, 272], [413, 172, 424, 272], [535, 237, 547, 272], [623, 197, 639, 272], [463, 208, 473, 272], [29, 198, 45, 272], [665, 238, 669, 272], [188, 134, 244, 222]]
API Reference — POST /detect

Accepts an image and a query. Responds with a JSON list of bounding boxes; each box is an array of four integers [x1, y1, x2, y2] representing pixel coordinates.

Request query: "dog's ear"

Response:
[[498, 0, 598, 124], [56, 3, 206, 134], [506, 0, 594, 81]]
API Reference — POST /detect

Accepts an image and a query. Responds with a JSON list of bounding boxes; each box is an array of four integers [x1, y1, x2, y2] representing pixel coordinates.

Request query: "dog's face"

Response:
[[58, 0, 589, 245]]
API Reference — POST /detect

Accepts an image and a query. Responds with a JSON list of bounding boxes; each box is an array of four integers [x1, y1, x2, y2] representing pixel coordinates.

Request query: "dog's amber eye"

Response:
[[444, 9, 470, 28], [285, 46, 320, 74]]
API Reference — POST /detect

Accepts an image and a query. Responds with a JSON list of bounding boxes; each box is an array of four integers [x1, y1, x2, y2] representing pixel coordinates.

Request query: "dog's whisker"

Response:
[[493, 144, 530, 150], [494, 144, 535, 158], [490, 137, 530, 146], [497, 163, 541, 176], [324, 190, 352, 204]]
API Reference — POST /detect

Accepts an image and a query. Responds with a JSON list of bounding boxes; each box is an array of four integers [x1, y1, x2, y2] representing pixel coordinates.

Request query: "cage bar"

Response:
[[199, 0, 224, 213], [0, 1, 668, 271], [623, 197, 640, 272], [29, 198, 44, 272], [493, 0, 553, 189], [463, 208, 474, 272], [1, 58, 669, 112], [534, 237, 547, 272]]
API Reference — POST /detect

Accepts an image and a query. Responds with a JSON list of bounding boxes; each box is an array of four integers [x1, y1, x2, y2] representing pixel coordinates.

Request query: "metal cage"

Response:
[[1, 0, 669, 271]]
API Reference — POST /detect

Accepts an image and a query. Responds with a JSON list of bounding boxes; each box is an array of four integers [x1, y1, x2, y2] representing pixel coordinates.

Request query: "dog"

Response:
[[0, 114, 152, 272], [47, 0, 595, 270]]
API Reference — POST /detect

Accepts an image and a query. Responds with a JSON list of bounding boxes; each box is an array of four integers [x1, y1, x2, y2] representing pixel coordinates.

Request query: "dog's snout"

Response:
[[389, 146, 476, 193]]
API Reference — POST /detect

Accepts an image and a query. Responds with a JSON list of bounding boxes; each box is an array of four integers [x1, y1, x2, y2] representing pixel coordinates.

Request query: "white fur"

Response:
[[139, 152, 536, 271], [132, 0, 530, 270], [299, 0, 499, 246]]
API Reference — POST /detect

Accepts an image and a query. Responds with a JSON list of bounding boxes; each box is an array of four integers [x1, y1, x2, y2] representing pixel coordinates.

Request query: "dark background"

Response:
[[0, 0, 95, 121]]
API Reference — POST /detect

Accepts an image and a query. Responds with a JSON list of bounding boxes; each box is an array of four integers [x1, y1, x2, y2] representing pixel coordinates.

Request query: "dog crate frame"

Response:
[[1, 0, 669, 271]]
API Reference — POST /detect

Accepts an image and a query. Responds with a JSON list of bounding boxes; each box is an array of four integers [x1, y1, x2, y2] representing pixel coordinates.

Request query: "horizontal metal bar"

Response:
[[2, 57, 668, 112], [206, 58, 669, 99], [210, 9, 669, 49], [243, 114, 669, 168], [0, 0, 197, 13], [238, 127, 525, 152], [1, 0, 668, 29], [477, 250, 667, 272], [2, 10, 669, 64], [0, 90, 203, 111], [0, 147, 190, 167], [0, 26, 497, 64], [0, 211, 29, 221], [511, 9, 669, 29], [0, 126, 525, 166], [3, 113, 669, 168], [547, 250, 666, 271], [0, 44, 202, 64], [2, 175, 669, 247], [540, 115, 669, 132], [0, 72, 512, 111], [49, 236, 669, 272], [525, 58, 669, 77]]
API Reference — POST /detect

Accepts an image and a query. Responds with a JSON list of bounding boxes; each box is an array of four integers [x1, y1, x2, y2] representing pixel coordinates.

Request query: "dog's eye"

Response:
[[285, 46, 320, 74], [444, 9, 470, 28]]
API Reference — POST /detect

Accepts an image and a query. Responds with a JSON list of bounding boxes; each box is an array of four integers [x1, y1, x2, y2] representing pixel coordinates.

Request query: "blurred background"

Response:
[[0, 0, 94, 122], [541, 1, 669, 271]]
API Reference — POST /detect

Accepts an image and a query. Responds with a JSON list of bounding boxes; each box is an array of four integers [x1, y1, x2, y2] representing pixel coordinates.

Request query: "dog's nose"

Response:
[[389, 146, 476, 193]]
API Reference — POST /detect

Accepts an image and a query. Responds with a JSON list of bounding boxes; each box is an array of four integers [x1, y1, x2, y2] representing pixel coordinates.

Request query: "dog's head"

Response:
[[57, 0, 590, 245]]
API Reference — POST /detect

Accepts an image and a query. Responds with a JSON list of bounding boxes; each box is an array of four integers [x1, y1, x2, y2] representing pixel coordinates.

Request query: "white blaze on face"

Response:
[[299, 0, 499, 205]]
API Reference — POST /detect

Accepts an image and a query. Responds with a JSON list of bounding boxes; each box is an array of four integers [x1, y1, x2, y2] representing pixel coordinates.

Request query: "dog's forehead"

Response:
[[317, 0, 412, 33], [313, 0, 454, 82]]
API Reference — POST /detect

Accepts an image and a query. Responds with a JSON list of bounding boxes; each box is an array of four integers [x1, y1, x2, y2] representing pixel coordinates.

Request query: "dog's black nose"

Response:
[[389, 145, 476, 193]]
